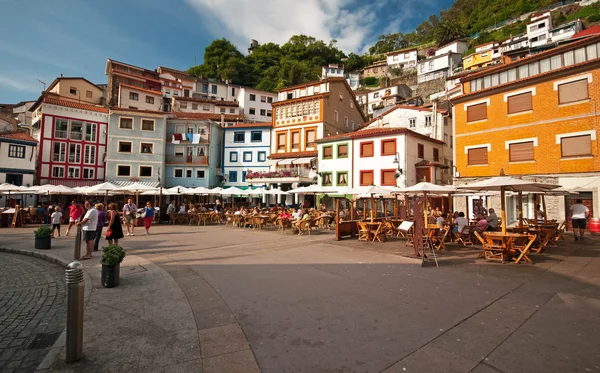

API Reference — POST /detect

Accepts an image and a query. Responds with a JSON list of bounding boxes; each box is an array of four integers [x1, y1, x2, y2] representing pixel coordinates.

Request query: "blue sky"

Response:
[[0, 0, 454, 103]]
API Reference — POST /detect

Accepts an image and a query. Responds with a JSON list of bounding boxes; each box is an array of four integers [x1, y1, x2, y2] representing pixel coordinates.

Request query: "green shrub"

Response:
[[34, 226, 53, 238], [587, 14, 600, 23], [363, 77, 378, 86], [101, 244, 126, 265]]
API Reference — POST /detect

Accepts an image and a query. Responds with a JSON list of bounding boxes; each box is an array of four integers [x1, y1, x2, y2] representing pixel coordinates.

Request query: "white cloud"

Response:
[[0, 75, 40, 93], [184, 0, 381, 53]]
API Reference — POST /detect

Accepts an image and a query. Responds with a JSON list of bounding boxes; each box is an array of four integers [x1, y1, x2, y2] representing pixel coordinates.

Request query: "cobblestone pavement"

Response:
[[0, 252, 67, 373]]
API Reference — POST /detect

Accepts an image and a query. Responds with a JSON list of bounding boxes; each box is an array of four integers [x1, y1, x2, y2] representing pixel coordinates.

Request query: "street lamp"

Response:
[[392, 152, 403, 178]]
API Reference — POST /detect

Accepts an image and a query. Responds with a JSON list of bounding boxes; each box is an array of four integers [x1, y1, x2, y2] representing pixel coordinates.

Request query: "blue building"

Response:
[[222, 122, 272, 188]]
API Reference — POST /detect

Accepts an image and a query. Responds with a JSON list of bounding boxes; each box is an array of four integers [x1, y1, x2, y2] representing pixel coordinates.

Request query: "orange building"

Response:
[[452, 35, 600, 224]]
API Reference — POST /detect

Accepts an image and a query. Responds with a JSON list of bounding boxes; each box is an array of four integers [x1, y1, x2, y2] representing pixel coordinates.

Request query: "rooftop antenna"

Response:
[[37, 79, 46, 91]]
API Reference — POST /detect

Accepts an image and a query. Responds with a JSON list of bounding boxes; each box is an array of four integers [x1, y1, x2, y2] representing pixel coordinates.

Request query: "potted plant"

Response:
[[34, 226, 53, 250], [100, 244, 126, 288]]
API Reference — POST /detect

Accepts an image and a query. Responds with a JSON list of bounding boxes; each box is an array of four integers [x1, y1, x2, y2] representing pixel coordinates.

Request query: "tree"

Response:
[[188, 38, 243, 79], [435, 20, 466, 47], [344, 53, 371, 72], [368, 33, 407, 55]]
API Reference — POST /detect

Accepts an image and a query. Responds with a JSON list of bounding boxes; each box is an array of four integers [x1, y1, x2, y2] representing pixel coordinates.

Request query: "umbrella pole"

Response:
[[423, 191, 428, 227], [363, 200, 367, 221], [448, 193, 453, 216], [501, 187, 507, 235], [394, 195, 398, 219], [542, 194, 547, 223], [465, 196, 469, 220], [135, 192, 139, 208], [518, 191, 523, 228], [534, 194, 539, 229], [383, 198, 387, 218], [370, 195, 374, 223]]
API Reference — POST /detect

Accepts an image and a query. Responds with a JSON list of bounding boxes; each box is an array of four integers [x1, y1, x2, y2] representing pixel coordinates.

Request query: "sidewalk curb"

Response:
[[0, 247, 95, 372]]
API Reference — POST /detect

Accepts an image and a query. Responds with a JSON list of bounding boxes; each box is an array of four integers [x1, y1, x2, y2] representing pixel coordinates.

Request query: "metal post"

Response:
[[74, 225, 82, 261], [65, 261, 84, 363]]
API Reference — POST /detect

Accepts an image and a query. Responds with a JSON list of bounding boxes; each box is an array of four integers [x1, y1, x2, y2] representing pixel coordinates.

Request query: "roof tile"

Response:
[[268, 150, 318, 159], [44, 97, 108, 113], [0, 131, 38, 143]]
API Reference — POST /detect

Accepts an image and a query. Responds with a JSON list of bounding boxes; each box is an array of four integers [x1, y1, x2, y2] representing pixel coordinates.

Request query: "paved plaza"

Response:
[[0, 224, 599, 373]]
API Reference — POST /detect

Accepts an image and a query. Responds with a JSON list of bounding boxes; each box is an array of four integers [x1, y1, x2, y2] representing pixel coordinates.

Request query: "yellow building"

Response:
[[452, 35, 600, 224], [462, 42, 499, 71]]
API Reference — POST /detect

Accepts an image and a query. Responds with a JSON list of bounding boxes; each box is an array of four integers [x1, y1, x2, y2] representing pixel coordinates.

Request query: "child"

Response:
[[51, 207, 63, 238]]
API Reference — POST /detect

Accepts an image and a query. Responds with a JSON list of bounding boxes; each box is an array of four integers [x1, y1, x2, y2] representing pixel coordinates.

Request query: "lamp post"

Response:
[[392, 152, 404, 187]]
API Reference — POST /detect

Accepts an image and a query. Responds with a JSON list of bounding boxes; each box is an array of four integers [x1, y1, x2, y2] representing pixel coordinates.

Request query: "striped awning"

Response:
[[47, 179, 99, 187], [109, 180, 160, 188]]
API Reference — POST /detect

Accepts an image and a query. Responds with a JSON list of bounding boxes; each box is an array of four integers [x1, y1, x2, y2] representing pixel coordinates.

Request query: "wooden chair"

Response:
[[385, 220, 401, 237], [455, 226, 474, 246], [188, 213, 200, 226], [300, 219, 320, 235], [231, 214, 243, 228], [357, 222, 370, 241], [318, 216, 332, 230], [474, 232, 505, 263], [533, 228, 554, 253], [277, 218, 292, 234], [554, 221, 566, 242], [433, 226, 451, 251], [371, 222, 386, 242], [511, 234, 537, 264]]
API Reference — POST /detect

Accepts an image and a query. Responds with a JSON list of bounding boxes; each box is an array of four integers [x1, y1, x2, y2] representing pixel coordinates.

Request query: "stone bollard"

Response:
[[65, 261, 84, 363]]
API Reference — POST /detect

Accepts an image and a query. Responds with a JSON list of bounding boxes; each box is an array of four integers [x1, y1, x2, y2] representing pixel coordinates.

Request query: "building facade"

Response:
[[222, 123, 272, 187], [0, 131, 37, 186], [527, 12, 552, 48], [236, 87, 276, 122], [386, 47, 418, 70], [105, 59, 162, 107], [452, 34, 600, 224]]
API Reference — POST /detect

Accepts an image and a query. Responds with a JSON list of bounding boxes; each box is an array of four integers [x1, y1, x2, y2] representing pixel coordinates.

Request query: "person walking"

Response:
[[122, 198, 137, 236], [94, 203, 106, 252], [570, 199, 590, 241], [106, 203, 124, 245], [77, 200, 98, 260], [143, 201, 155, 235], [65, 201, 83, 236], [50, 207, 62, 238]]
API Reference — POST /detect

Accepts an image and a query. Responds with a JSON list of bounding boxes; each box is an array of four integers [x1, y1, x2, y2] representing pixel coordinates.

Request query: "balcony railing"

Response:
[[166, 155, 209, 165], [245, 167, 312, 180], [168, 133, 209, 144]]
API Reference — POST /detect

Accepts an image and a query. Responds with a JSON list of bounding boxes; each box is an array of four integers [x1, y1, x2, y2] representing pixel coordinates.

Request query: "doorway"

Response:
[[565, 192, 593, 231]]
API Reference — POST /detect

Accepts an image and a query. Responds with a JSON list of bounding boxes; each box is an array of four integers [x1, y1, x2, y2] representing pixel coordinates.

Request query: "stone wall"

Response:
[[410, 78, 446, 104]]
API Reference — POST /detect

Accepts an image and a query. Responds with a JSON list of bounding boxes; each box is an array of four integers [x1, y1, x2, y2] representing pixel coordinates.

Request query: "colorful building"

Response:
[[222, 122, 272, 188], [452, 34, 600, 224]]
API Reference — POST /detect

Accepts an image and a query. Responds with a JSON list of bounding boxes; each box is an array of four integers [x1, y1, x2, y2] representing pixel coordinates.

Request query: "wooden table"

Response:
[[483, 232, 528, 263], [364, 222, 386, 242]]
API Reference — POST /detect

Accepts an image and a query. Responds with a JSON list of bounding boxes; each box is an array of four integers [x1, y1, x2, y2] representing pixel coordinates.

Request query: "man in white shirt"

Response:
[[77, 200, 98, 260], [570, 199, 590, 241], [122, 199, 137, 236], [453, 212, 469, 237]]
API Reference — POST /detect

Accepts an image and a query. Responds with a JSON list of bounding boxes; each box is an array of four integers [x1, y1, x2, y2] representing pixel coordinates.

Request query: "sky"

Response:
[[0, 0, 454, 103]]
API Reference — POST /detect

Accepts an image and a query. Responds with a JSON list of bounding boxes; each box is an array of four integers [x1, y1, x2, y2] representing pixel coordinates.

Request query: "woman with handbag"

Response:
[[143, 201, 155, 236], [106, 203, 124, 245]]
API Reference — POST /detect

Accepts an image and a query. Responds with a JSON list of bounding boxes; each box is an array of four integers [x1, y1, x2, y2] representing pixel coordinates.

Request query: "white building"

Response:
[[193, 79, 239, 102], [322, 64, 360, 90], [236, 87, 276, 122], [527, 12, 552, 48], [500, 34, 529, 54], [386, 47, 418, 70], [172, 96, 240, 116], [417, 53, 463, 83], [550, 20, 583, 43], [118, 84, 163, 111], [366, 85, 413, 115], [0, 131, 37, 186], [222, 122, 272, 187], [435, 40, 468, 56]]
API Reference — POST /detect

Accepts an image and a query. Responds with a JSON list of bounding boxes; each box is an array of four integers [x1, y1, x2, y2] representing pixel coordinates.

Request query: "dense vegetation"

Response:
[[188, 1, 600, 92]]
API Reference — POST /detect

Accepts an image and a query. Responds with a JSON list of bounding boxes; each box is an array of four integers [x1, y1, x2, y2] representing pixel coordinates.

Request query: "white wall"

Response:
[[317, 140, 353, 187], [386, 50, 418, 67], [119, 86, 162, 111], [237, 88, 276, 122], [277, 82, 328, 101], [435, 41, 468, 56]]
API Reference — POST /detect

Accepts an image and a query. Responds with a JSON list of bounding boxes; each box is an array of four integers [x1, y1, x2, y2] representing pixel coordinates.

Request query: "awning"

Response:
[[292, 157, 315, 164], [276, 159, 296, 165], [109, 180, 160, 188]]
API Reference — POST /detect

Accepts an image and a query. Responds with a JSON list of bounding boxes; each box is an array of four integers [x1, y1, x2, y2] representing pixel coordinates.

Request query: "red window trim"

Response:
[[359, 169, 374, 186], [360, 141, 374, 158], [381, 138, 397, 156], [380, 168, 397, 186]]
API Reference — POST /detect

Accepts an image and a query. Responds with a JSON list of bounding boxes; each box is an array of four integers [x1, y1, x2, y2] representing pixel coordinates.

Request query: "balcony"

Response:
[[166, 155, 209, 165], [245, 167, 314, 184], [168, 133, 209, 144]]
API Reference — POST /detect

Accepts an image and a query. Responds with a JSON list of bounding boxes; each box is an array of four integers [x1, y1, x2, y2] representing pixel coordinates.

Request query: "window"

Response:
[[561, 135, 592, 158], [243, 152, 252, 162], [84, 123, 96, 142], [337, 172, 348, 186], [182, 102, 188, 109], [67, 167, 80, 178], [229, 108, 235, 114], [558, 79, 588, 104], [8, 145, 25, 158], [409, 118, 416, 128], [249, 94, 256, 101], [219, 108, 226, 113], [433, 148, 439, 162], [360, 142, 374, 157], [287, 93, 293, 100], [350, 120, 354, 130], [251, 131, 262, 142], [360, 170, 374, 186], [84, 145, 96, 164], [129, 92, 139, 101], [249, 108, 256, 115], [138, 166, 152, 178], [468, 147, 488, 165], [202, 83, 208, 93], [425, 116, 432, 126], [428, 61, 434, 70], [258, 152, 266, 162], [141, 143, 153, 154], [260, 95, 266, 103], [86, 90, 93, 98], [203, 104, 210, 111], [52, 142, 66, 162], [70, 87, 77, 95], [242, 171, 247, 182], [381, 139, 396, 156], [507, 92, 533, 114], [277, 133, 286, 151], [466, 103, 487, 122], [291, 131, 300, 150], [344, 116, 348, 127], [323, 146, 333, 159], [119, 118, 133, 129], [337, 144, 348, 158], [509, 141, 534, 162], [55, 119, 68, 139], [381, 170, 397, 186], [52, 166, 64, 178], [192, 103, 198, 110], [260, 109, 266, 116], [417, 144, 424, 159], [196, 170, 205, 178], [228, 171, 238, 182], [68, 143, 81, 163], [211, 85, 217, 94], [444, 134, 448, 146], [267, 110, 272, 117], [230, 152, 238, 162], [174, 169, 183, 178], [118, 142, 132, 153], [306, 130, 316, 148], [267, 97, 273, 103], [373, 92, 379, 99], [322, 172, 332, 186], [70, 121, 83, 140], [186, 169, 193, 178], [234, 132, 245, 143], [138, 120, 154, 132], [334, 110, 339, 122]]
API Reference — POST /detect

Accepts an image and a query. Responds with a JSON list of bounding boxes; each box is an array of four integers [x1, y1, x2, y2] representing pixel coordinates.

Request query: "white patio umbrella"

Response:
[[264, 188, 288, 195], [210, 187, 223, 194], [457, 176, 560, 234], [393, 182, 457, 225], [165, 186, 190, 194], [114, 182, 158, 206], [288, 185, 337, 194], [0, 184, 26, 207], [88, 182, 119, 193], [183, 186, 212, 195], [141, 187, 176, 196], [35, 184, 77, 195], [219, 186, 247, 195]]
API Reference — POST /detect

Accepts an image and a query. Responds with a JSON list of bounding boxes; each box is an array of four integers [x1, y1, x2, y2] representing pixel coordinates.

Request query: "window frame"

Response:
[[250, 131, 262, 142], [117, 165, 131, 177], [141, 119, 155, 131], [140, 143, 153, 154], [465, 101, 488, 123], [508, 141, 535, 162], [82, 168, 95, 180], [321, 172, 333, 186], [8, 144, 25, 159], [417, 143, 424, 159], [359, 170, 374, 186], [557, 78, 589, 105], [119, 117, 134, 130], [381, 139, 397, 156], [228, 170, 238, 182], [337, 143, 349, 158], [229, 152, 239, 162], [118, 141, 132, 153], [322, 145, 334, 160], [139, 166, 153, 178], [336, 171, 348, 186], [129, 92, 139, 101], [560, 134, 592, 158], [243, 151, 252, 162], [233, 131, 245, 143], [196, 169, 206, 179], [174, 168, 183, 178], [51, 166, 65, 178], [277, 132, 286, 151], [291, 130, 301, 150], [381, 169, 397, 186], [257, 151, 267, 162], [360, 141, 374, 158], [467, 147, 489, 166]]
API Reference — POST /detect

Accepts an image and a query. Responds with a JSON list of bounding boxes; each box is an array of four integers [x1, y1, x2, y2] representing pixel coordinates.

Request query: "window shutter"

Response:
[[509, 141, 534, 162], [382, 140, 396, 155], [561, 135, 591, 157], [382, 170, 396, 185], [323, 146, 333, 158], [468, 147, 488, 165], [338, 144, 348, 157], [361, 142, 373, 157], [466, 103, 487, 122], [361, 171, 373, 185], [558, 79, 588, 104], [507, 92, 532, 114]]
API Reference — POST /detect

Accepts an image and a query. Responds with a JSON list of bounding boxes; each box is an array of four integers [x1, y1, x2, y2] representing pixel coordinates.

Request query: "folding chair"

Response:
[[533, 228, 553, 253], [474, 232, 506, 263], [357, 222, 370, 241], [372, 223, 386, 242], [511, 234, 536, 264], [455, 226, 474, 246], [434, 226, 450, 251], [554, 221, 566, 242]]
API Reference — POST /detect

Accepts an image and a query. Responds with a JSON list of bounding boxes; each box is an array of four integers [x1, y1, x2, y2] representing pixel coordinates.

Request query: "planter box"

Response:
[[101, 262, 120, 288], [34, 236, 51, 250]]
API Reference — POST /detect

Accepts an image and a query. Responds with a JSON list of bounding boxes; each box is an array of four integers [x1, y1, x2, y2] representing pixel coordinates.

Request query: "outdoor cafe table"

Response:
[[251, 215, 269, 230], [483, 231, 529, 263], [364, 221, 386, 242]]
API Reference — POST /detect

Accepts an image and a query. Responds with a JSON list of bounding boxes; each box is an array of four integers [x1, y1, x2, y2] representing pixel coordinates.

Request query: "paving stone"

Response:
[[202, 349, 260, 373], [198, 323, 250, 358]]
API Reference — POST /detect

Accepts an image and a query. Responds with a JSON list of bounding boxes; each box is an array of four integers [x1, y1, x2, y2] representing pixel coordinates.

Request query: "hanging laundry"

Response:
[[192, 134, 201, 144], [186, 133, 193, 142], [172, 134, 180, 144]]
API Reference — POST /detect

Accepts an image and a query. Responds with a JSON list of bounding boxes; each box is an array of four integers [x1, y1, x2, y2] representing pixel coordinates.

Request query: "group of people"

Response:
[[431, 203, 498, 237]]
